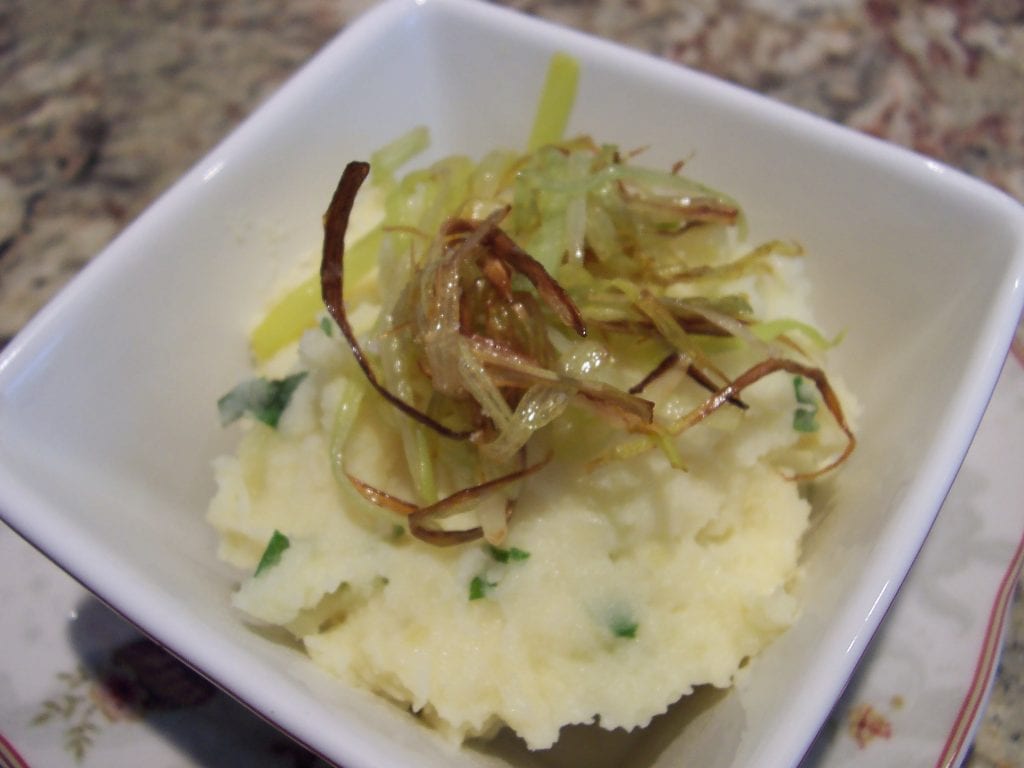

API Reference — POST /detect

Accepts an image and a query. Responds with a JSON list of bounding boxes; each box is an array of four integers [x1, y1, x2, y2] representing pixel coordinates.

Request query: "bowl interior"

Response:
[[1, 1, 1022, 767]]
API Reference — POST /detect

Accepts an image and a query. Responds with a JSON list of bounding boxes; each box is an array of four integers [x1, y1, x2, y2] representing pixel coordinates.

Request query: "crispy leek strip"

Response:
[[630, 352, 748, 411], [317, 152, 854, 541], [295, 54, 855, 545], [228, 55, 855, 548], [665, 357, 856, 481], [322, 161, 474, 441], [346, 454, 549, 546]]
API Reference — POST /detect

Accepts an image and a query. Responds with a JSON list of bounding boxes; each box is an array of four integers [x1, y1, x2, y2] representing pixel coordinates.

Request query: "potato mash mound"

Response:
[[208, 324, 820, 749], [208, 113, 857, 749]]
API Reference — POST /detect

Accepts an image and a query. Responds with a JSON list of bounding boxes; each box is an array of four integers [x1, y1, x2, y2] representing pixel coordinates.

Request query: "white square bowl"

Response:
[[1, 1, 1023, 766]]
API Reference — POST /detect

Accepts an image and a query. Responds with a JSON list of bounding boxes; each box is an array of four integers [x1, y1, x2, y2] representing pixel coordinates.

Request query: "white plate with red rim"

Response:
[[1, 0, 1023, 766]]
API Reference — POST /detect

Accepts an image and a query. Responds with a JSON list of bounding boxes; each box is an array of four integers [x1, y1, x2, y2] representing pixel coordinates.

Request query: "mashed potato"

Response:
[[208, 306, 847, 749], [208, 131, 855, 749]]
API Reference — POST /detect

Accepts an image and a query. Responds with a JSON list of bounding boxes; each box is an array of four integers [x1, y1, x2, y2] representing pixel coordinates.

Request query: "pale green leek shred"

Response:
[[470, 150, 519, 203], [370, 125, 430, 189], [329, 377, 368, 491], [654, 431, 687, 471], [413, 425, 438, 504], [527, 52, 580, 152], [688, 335, 747, 355], [372, 315, 440, 506], [562, 150, 593, 266], [608, 164, 748, 239], [250, 276, 321, 362], [249, 127, 432, 363], [249, 227, 383, 362], [750, 318, 841, 349], [634, 292, 718, 375], [687, 317, 839, 356], [599, 434, 657, 466], [590, 431, 684, 473]]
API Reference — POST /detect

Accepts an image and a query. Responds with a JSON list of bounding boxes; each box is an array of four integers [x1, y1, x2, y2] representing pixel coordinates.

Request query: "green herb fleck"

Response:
[[792, 375, 820, 433], [320, 316, 334, 336], [469, 575, 497, 601], [610, 615, 639, 639], [793, 375, 816, 405], [255, 530, 290, 576], [793, 408, 819, 432], [217, 372, 308, 429], [488, 545, 530, 563]]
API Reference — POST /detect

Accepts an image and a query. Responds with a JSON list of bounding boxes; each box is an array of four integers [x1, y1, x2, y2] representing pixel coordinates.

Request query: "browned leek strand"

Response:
[[347, 456, 549, 546], [669, 357, 856, 482], [630, 352, 748, 411], [320, 156, 856, 547], [321, 161, 473, 440], [445, 217, 588, 338]]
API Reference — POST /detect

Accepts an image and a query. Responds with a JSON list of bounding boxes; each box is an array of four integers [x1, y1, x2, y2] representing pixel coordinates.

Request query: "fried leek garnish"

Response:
[[317, 134, 855, 547]]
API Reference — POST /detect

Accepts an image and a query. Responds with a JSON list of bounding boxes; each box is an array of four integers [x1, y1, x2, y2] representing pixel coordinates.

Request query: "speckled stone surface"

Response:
[[1, 0, 1022, 764]]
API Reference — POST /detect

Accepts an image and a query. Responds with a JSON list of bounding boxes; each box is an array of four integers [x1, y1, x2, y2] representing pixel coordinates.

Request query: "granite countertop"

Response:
[[1, 0, 1021, 765]]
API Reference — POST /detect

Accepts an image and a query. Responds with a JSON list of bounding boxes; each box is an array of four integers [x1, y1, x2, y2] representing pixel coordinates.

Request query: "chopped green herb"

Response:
[[468, 547, 528, 599], [469, 575, 497, 601], [391, 524, 406, 539], [320, 316, 334, 336], [217, 372, 308, 429], [610, 614, 639, 639], [488, 545, 530, 563], [793, 408, 819, 433], [792, 375, 820, 433], [254, 530, 290, 576], [793, 375, 816, 405]]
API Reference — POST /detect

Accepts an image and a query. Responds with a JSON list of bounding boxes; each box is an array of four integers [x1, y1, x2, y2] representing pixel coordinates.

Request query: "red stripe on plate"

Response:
[[1011, 324, 1024, 368], [933, 530, 1024, 768], [0, 731, 30, 768]]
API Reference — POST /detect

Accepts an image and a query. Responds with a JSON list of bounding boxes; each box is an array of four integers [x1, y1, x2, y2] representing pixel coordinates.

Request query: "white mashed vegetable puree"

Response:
[[207, 139, 854, 750]]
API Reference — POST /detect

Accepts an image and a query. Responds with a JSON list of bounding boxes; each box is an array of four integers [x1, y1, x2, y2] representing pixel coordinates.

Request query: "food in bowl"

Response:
[[207, 56, 855, 749]]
